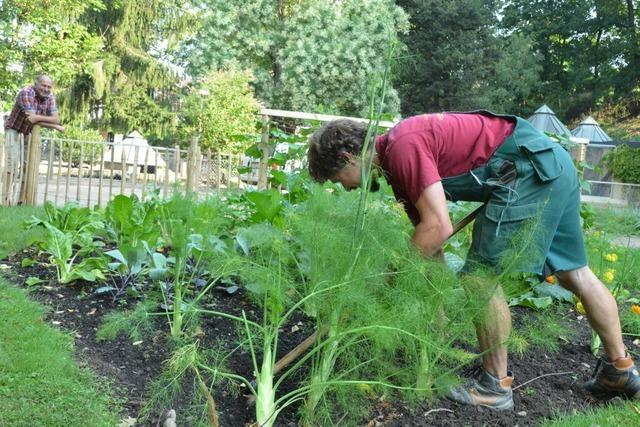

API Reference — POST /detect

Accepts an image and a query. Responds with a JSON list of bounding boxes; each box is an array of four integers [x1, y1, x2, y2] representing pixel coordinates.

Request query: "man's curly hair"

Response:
[[307, 119, 368, 182]]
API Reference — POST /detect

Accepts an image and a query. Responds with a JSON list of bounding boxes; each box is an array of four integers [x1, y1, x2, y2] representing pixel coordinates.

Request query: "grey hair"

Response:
[[35, 75, 52, 84]]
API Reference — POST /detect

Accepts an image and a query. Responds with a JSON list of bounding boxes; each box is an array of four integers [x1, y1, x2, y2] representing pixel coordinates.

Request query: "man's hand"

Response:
[[24, 111, 60, 126], [39, 123, 65, 133], [24, 111, 38, 125]]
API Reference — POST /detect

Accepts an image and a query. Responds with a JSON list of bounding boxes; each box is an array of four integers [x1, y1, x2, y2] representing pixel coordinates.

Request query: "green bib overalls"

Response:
[[439, 112, 586, 275]]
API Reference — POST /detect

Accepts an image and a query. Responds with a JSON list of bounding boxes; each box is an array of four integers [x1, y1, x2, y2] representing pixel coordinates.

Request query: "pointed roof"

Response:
[[527, 104, 572, 137], [571, 116, 612, 144], [102, 130, 166, 167]]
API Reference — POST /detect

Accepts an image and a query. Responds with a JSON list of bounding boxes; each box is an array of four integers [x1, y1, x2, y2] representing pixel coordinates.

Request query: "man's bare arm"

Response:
[[411, 181, 453, 258], [38, 122, 65, 132], [25, 111, 60, 125]]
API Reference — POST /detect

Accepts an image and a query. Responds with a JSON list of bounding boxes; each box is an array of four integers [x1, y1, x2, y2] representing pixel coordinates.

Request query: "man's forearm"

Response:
[[37, 122, 65, 132], [412, 222, 448, 258], [29, 114, 60, 125]]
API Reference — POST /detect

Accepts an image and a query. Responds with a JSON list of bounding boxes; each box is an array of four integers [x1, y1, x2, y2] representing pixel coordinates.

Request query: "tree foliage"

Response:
[[179, 67, 260, 153], [501, 0, 640, 118], [64, 0, 196, 144], [0, 0, 104, 108], [394, 0, 543, 116], [182, 0, 408, 116], [3, 0, 640, 143]]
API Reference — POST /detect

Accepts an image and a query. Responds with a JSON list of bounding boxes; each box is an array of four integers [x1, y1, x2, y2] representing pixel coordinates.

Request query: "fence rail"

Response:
[[1, 109, 638, 209]]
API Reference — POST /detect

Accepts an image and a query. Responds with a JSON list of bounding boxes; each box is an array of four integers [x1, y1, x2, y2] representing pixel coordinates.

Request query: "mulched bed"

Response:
[[2, 249, 631, 426]]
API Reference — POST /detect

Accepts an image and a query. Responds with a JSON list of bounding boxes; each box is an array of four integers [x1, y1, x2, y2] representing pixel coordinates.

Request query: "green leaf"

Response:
[[106, 249, 127, 265], [509, 292, 553, 310], [21, 258, 36, 268], [235, 234, 250, 256], [245, 189, 283, 223], [25, 277, 44, 286], [245, 144, 263, 159], [533, 283, 573, 303], [43, 223, 73, 264], [269, 170, 288, 186]]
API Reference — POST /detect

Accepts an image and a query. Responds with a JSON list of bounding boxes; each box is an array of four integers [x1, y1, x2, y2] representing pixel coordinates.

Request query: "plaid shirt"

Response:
[[4, 86, 57, 135]]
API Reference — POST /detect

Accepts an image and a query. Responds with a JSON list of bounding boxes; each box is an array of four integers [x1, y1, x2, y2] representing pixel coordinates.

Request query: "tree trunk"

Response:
[[626, 0, 639, 72]]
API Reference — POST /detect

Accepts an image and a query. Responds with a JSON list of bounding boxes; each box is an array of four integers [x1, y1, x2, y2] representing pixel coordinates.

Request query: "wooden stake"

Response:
[[43, 138, 54, 204], [98, 144, 105, 207], [76, 141, 84, 201], [64, 141, 73, 204]]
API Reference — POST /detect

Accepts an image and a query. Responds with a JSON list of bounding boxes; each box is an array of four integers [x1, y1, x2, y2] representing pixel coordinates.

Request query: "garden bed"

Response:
[[1, 249, 629, 427]]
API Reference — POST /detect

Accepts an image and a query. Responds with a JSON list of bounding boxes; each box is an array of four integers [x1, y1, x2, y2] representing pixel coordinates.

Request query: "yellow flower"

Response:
[[603, 269, 615, 283], [632, 304, 640, 315], [605, 253, 618, 262], [575, 301, 587, 315], [545, 275, 556, 284]]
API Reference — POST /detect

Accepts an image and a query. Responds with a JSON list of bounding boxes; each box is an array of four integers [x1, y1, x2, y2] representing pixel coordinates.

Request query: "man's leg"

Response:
[[475, 285, 511, 379], [556, 266, 640, 399], [446, 279, 514, 410], [555, 266, 625, 360]]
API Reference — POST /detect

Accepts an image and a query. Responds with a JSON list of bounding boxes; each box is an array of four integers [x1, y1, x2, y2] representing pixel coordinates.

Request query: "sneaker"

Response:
[[446, 367, 514, 411], [584, 355, 640, 399]]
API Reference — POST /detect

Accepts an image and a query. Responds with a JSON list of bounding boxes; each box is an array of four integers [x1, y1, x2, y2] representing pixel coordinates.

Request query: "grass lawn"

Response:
[[0, 206, 45, 258], [0, 205, 119, 426], [544, 401, 640, 426]]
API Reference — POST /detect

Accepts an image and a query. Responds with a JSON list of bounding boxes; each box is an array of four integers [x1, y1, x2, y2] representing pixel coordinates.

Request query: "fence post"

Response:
[[0, 132, 5, 205], [258, 115, 271, 190], [186, 135, 201, 194], [21, 125, 41, 205]]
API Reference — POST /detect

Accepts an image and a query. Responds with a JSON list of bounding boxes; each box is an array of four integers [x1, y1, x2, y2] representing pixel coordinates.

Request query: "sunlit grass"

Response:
[[0, 279, 120, 426], [0, 206, 119, 425], [543, 401, 640, 427], [0, 205, 44, 259]]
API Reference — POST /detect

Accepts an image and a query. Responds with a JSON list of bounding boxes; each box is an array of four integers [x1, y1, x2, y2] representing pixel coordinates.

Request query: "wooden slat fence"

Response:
[[0, 109, 397, 208]]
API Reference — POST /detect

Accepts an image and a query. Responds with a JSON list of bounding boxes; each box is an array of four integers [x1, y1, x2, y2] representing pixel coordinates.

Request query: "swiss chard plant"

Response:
[[105, 194, 160, 250], [40, 222, 106, 284], [26, 203, 107, 284]]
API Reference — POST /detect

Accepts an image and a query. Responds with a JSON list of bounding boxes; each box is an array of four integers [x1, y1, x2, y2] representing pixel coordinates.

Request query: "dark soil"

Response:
[[1, 250, 629, 427]]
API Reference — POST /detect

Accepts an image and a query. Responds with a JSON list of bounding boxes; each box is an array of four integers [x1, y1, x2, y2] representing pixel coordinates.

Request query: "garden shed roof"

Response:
[[571, 116, 613, 144], [102, 130, 167, 167], [527, 104, 572, 137]]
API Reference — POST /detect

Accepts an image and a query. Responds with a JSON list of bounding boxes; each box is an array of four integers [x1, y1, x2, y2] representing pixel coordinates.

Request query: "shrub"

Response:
[[180, 66, 260, 154], [604, 144, 640, 184]]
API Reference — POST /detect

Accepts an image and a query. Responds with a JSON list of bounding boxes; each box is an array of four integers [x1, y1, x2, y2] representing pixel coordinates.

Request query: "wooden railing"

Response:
[[0, 109, 398, 207]]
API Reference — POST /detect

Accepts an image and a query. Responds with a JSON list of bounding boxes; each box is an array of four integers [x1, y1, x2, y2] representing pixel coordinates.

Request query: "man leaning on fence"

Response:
[[2, 75, 64, 205]]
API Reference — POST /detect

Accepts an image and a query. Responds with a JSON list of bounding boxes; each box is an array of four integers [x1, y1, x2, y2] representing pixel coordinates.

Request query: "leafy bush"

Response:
[[604, 144, 640, 184], [180, 67, 260, 153]]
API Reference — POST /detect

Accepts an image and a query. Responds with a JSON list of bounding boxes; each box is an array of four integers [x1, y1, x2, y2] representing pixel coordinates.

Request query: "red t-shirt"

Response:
[[375, 113, 515, 224]]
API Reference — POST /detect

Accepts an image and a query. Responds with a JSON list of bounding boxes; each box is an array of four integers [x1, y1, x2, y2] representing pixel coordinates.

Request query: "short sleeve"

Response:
[[385, 140, 441, 205]]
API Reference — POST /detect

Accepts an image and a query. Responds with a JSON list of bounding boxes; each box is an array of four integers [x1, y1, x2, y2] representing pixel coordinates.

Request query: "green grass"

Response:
[[542, 401, 640, 426], [0, 279, 120, 426], [591, 205, 640, 237], [0, 205, 44, 258], [0, 206, 119, 426]]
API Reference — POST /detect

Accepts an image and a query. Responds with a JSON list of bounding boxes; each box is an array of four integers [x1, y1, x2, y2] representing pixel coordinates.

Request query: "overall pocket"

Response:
[[516, 136, 564, 182]]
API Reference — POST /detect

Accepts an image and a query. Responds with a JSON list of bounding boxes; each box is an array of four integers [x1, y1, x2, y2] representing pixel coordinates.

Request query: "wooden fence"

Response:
[[0, 109, 396, 208], [3, 110, 640, 209]]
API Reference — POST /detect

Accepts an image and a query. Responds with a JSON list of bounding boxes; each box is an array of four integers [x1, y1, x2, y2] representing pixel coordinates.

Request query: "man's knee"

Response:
[[556, 266, 597, 297]]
